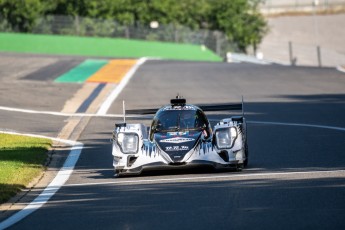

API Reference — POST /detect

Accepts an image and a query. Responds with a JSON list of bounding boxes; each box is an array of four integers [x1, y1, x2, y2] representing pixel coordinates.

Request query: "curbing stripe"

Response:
[[0, 131, 83, 230], [54, 59, 108, 83], [75, 84, 106, 113], [97, 57, 147, 115], [87, 59, 138, 83]]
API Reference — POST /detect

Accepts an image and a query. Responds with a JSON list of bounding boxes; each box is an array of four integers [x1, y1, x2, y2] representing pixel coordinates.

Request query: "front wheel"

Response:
[[114, 170, 122, 178]]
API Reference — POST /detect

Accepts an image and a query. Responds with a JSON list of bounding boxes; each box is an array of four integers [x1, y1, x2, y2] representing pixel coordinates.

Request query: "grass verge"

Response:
[[0, 133, 52, 204], [0, 32, 222, 62]]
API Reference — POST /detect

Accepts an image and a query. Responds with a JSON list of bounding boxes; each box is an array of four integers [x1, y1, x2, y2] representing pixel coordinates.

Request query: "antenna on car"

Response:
[[242, 96, 244, 117], [171, 94, 186, 106], [123, 100, 126, 123]]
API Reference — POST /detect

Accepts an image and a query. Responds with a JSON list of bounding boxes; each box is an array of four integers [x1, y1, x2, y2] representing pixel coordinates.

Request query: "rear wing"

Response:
[[197, 103, 242, 112], [125, 108, 158, 115], [125, 97, 245, 117], [197, 96, 245, 116]]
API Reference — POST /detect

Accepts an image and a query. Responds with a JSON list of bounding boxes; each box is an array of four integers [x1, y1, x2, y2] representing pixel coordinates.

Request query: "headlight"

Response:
[[215, 127, 237, 149], [117, 133, 139, 154]]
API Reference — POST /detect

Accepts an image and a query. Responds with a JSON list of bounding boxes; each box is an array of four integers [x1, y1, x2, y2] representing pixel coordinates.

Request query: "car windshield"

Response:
[[152, 109, 207, 132]]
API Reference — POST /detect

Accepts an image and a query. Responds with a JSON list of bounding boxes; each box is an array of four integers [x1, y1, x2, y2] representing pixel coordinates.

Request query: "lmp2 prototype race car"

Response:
[[111, 97, 248, 177]]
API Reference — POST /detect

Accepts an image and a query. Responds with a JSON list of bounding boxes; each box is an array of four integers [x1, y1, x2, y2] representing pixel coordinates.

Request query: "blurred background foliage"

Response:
[[0, 0, 268, 54]]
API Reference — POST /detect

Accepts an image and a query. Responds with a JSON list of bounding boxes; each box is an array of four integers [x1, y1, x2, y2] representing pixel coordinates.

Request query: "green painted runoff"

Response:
[[54, 59, 108, 83], [0, 33, 222, 62]]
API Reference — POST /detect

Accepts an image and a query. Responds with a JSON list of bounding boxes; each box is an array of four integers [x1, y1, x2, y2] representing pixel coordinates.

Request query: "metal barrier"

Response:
[[259, 41, 345, 67], [261, 0, 345, 15], [260, 0, 345, 16]]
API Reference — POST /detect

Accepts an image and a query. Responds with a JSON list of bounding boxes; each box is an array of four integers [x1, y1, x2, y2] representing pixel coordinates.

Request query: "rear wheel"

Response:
[[236, 164, 244, 171], [244, 143, 249, 167]]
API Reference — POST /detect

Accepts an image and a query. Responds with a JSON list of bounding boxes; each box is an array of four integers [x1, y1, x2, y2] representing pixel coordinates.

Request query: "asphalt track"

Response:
[[1, 53, 345, 229]]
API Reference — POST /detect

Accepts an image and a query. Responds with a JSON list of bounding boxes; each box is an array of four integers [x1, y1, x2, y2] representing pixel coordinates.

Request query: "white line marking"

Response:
[[62, 120, 345, 187], [1, 119, 344, 228], [1, 106, 344, 132], [0, 106, 75, 117], [227, 53, 271, 65], [0, 130, 77, 145], [336, 65, 345, 73], [64, 169, 345, 187], [0, 130, 84, 230], [0, 106, 152, 118], [97, 57, 147, 115], [248, 121, 345, 132], [3, 105, 345, 134]]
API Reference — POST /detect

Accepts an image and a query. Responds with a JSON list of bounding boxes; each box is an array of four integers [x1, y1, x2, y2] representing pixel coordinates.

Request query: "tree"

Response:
[[147, 0, 209, 30], [208, 0, 267, 53], [45, 0, 87, 17], [0, 0, 268, 53], [0, 0, 48, 32]]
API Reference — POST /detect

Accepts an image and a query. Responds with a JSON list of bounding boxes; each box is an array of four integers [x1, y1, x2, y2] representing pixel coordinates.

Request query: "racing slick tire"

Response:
[[114, 170, 122, 178], [244, 143, 249, 167]]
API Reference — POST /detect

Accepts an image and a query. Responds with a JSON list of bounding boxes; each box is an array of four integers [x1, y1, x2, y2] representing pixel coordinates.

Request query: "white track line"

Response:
[[0, 106, 76, 117], [3, 105, 345, 134], [64, 169, 345, 187], [336, 65, 345, 73], [0, 131, 83, 230], [248, 121, 345, 132], [0, 106, 152, 118], [97, 57, 147, 115], [65, 120, 345, 187], [1, 105, 345, 131], [1, 120, 345, 228]]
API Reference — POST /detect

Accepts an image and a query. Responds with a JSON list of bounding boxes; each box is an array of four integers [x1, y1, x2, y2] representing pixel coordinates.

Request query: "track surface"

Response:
[[1, 54, 345, 229]]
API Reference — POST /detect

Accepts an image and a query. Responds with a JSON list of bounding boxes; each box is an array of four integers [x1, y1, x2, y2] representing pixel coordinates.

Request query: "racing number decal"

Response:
[[165, 146, 189, 151]]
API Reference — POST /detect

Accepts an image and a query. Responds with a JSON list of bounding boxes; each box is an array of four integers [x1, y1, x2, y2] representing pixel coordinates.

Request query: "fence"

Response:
[[260, 0, 345, 15], [0, 14, 234, 58], [258, 41, 345, 67], [2, 14, 343, 67]]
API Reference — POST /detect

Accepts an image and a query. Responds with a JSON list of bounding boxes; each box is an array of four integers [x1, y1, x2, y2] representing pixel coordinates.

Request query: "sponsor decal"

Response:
[[165, 146, 189, 151], [167, 131, 189, 136], [160, 137, 195, 144], [203, 130, 208, 138], [162, 105, 196, 111]]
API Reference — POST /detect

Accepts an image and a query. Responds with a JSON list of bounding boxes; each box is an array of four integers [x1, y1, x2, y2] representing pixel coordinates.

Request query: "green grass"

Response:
[[0, 133, 52, 204], [0, 32, 222, 62]]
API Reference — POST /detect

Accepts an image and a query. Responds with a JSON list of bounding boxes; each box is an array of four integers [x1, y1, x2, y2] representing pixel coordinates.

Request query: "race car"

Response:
[[111, 97, 248, 177]]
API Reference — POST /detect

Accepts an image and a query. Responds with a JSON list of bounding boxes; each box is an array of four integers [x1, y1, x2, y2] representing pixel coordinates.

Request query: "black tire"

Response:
[[236, 164, 244, 171], [244, 143, 249, 167], [114, 170, 121, 178]]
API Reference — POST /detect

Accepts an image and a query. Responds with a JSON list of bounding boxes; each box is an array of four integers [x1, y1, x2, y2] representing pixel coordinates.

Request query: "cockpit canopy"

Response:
[[151, 106, 208, 132]]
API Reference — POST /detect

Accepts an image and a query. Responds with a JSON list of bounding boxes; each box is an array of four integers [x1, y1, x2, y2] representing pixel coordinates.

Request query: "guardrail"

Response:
[[258, 41, 345, 67], [260, 0, 345, 15]]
